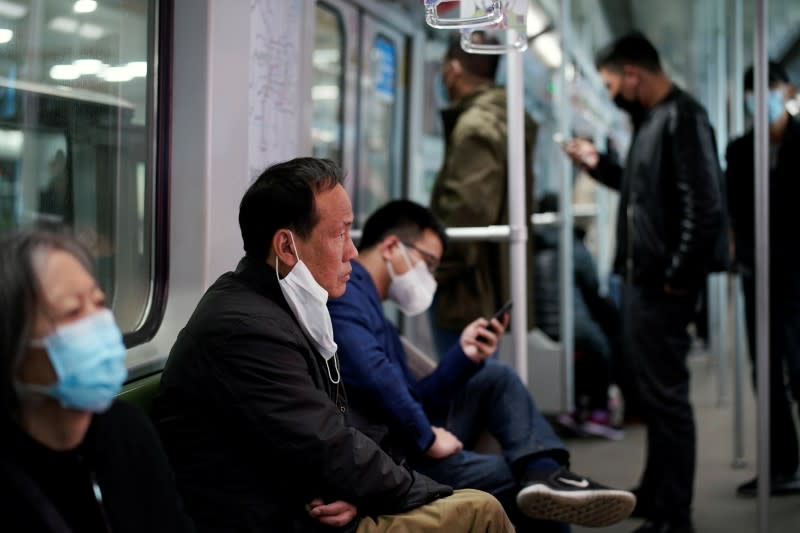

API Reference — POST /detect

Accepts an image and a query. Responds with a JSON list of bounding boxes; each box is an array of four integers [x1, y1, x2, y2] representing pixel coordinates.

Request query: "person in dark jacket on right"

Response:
[[564, 32, 726, 533], [726, 61, 800, 498]]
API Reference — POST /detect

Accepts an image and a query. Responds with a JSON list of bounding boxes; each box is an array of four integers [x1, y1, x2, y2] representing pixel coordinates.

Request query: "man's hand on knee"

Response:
[[306, 498, 358, 527]]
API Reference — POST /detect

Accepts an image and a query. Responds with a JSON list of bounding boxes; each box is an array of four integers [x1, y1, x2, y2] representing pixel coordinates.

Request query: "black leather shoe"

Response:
[[736, 472, 800, 497], [632, 519, 695, 533]]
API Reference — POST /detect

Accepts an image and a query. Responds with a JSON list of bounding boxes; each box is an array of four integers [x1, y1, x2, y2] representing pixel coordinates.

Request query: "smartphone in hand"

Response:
[[489, 300, 513, 323], [477, 301, 512, 343]]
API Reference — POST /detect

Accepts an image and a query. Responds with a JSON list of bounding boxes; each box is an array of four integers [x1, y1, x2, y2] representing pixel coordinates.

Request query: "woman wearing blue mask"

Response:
[[0, 229, 194, 533]]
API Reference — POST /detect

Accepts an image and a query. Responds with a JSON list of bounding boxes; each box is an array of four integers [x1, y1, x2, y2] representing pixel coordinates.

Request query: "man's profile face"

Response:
[[294, 184, 357, 298]]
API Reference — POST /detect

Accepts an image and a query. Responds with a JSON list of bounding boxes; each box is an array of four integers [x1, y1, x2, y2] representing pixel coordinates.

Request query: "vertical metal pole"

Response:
[[754, 0, 770, 530], [731, 0, 747, 470], [714, 0, 729, 408], [733, 274, 747, 468], [507, 29, 528, 385], [558, 0, 575, 413]]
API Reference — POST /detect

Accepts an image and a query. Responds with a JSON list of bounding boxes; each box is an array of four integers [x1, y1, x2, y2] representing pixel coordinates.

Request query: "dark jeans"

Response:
[[741, 270, 800, 476], [625, 284, 697, 523], [411, 359, 569, 533]]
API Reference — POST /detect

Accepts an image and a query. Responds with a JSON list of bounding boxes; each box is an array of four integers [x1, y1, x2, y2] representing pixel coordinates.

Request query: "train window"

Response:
[[311, 4, 345, 164], [0, 0, 165, 342], [356, 34, 397, 223], [358, 34, 397, 225]]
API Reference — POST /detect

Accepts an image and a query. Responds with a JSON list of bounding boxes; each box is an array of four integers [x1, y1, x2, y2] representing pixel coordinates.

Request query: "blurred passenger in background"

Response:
[[533, 193, 625, 440], [330, 200, 636, 532], [566, 31, 726, 533], [726, 61, 800, 497], [154, 158, 514, 533], [0, 229, 194, 533], [429, 33, 537, 357]]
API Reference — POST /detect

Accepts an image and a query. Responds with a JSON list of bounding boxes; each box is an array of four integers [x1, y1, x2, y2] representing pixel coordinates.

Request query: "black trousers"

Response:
[[741, 270, 800, 476], [624, 284, 697, 523]]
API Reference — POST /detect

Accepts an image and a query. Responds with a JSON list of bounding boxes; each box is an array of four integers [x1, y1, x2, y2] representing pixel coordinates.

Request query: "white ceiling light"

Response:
[[526, 3, 548, 37], [0, 1, 27, 19], [126, 61, 147, 77], [49, 16, 79, 34], [0, 28, 12, 43], [78, 23, 105, 39], [100, 66, 132, 82], [73, 58, 105, 75], [73, 0, 98, 14], [533, 32, 562, 68], [50, 64, 81, 81]]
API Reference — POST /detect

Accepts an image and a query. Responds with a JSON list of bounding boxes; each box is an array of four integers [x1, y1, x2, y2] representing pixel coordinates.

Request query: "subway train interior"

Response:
[[2, 0, 800, 531]]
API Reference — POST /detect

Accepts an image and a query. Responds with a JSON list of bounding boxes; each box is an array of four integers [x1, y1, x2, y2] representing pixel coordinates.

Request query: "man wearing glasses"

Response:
[[328, 200, 635, 532]]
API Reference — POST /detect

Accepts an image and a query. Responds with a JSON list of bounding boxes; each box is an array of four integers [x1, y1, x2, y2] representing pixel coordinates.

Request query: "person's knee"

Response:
[[455, 489, 514, 531]]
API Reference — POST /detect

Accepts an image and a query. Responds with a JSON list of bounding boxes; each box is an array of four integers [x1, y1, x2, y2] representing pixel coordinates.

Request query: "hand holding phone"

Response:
[[474, 300, 512, 345]]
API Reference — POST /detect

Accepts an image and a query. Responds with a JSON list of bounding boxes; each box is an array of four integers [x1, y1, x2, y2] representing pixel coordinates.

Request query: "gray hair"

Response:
[[0, 228, 94, 420]]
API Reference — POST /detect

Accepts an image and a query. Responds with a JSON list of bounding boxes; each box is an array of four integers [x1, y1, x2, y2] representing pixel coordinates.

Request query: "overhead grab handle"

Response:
[[424, 0, 504, 29], [460, 28, 528, 54]]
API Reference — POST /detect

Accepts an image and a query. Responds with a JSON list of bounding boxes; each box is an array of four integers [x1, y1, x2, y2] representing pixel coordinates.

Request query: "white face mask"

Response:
[[386, 243, 438, 317], [276, 232, 340, 384]]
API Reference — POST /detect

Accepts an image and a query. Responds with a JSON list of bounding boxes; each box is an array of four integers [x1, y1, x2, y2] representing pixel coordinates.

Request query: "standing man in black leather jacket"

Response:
[[564, 32, 726, 533]]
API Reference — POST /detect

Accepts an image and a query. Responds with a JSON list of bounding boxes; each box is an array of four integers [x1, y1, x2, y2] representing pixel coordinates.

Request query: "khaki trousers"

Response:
[[356, 489, 515, 532]]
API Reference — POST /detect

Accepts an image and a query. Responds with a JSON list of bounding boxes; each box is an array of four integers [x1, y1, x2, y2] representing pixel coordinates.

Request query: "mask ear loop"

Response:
[[325, 353, 341, 385], [275, 230, 302, 280]]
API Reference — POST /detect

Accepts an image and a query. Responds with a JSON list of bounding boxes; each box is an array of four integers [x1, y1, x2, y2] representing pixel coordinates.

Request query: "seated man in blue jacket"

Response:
[[329, 200, 635, 532]]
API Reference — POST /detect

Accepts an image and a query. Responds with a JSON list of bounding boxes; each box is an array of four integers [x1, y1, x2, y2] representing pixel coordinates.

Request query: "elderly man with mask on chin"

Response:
[[153, 158, 515, 533], [328, 199, 636, 533]]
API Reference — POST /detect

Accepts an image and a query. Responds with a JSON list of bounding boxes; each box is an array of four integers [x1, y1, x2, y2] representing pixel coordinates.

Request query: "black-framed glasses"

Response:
[[401, 241, 440, 273]]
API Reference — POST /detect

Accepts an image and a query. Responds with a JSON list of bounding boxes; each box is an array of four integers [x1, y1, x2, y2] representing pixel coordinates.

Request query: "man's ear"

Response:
[[272, 229, 299, 268], [378, 235, 400, 261]]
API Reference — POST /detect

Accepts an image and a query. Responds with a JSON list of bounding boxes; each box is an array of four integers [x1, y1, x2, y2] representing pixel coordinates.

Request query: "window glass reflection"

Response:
[[0, 0, 157, 334], [311, 4, 344, 165], [358, 34, 396, 225]]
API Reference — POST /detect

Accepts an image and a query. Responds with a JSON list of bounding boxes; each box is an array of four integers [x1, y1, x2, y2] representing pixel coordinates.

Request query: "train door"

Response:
[[311, 0, 410, 228], [355, 18, 407, 227]]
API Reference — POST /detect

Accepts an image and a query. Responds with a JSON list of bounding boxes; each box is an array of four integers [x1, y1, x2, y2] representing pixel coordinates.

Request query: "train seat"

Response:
[[118, 372, 162, 414]]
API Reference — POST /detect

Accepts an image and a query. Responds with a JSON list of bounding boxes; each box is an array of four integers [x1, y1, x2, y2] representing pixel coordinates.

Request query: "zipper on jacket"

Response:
[[90, 471, 114, 533], [626, 199, 635, 282]]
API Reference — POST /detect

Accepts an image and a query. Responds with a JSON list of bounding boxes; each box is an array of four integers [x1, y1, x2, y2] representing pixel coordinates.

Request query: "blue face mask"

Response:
[[745, 89, 786, 124], [21, 309, 127, 412]]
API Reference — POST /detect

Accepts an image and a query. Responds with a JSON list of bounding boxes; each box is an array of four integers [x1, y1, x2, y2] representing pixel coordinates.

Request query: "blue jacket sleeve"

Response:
[[416, 342, 483, 412], [329, 292, 436, 453]]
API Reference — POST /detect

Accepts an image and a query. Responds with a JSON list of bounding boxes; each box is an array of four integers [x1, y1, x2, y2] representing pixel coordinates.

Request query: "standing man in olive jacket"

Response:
[[566, 33, 726, 533], [429, 34, 537, 356], [153, 158, 513, 533]]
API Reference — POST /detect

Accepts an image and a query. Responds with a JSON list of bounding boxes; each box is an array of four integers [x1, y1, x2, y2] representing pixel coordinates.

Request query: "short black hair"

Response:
[[744, 61, 790, 91], [599, 31, 662, 73], [239, 157, 344, 260], [359, 200, 448, 253], [445, 31, 500, 81]]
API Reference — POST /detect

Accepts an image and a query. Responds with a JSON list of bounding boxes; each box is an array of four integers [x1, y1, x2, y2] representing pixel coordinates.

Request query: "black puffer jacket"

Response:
[[153, 257, 451, 533], [592, 87, 727, 289]]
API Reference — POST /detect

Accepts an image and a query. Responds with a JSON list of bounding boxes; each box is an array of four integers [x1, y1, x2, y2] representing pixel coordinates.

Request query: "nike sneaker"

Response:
[[516, 466, 636, 527]]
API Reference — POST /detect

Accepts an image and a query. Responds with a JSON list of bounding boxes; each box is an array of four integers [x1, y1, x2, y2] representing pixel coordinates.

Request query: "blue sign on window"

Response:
[[374, 37, 396, 101]]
